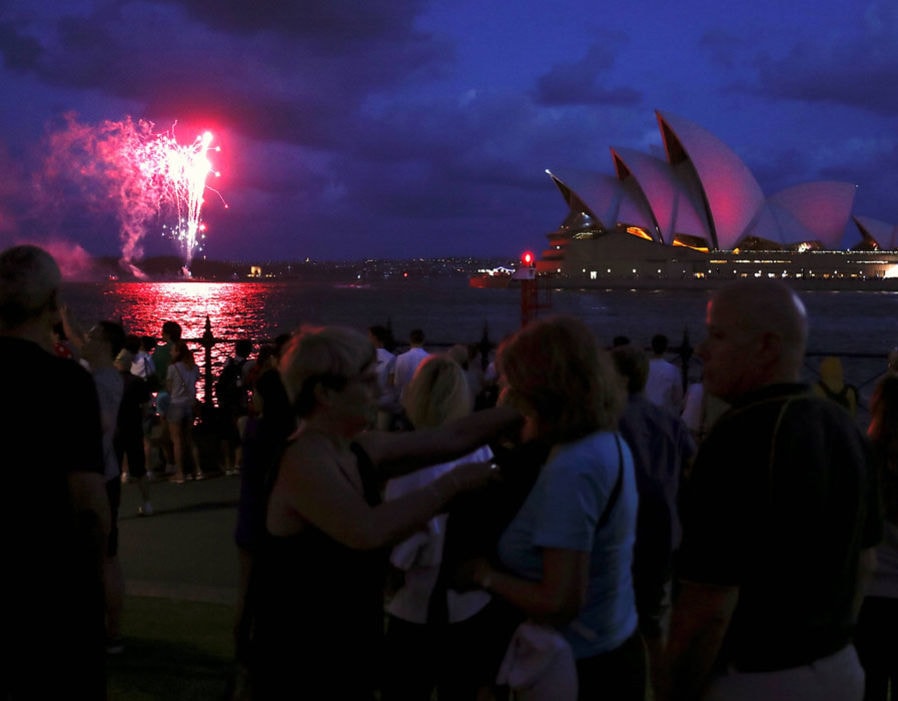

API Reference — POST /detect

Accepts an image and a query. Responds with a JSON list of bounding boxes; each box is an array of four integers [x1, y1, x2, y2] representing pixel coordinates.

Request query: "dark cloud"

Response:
[[156, 0, 429, 43], [756, 47, 898, 115], [533, 44, 642, 107], [748, 2, 898, 115], [1, 0, 896, 263], [2, 1, 450, 149], [0, 21, 43, 70]]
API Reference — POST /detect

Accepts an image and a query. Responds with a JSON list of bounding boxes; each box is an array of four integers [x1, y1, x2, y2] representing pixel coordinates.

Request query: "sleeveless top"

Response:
[[250, 442, 386, 700]]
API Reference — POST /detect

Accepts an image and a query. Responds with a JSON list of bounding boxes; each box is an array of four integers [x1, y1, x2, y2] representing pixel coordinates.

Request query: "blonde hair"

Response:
[[279, 325, 375, 417], [402, 354, 472, 429], [497, 315, 621, 442]]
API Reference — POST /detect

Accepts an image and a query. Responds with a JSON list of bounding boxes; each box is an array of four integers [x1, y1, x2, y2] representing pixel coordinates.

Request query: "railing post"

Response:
[[202, 315, 216, 410], [479, 322, 492, 372]]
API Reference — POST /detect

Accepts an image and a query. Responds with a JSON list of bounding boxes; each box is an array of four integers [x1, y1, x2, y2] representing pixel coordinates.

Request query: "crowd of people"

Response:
[[2, 242, 896, 701]]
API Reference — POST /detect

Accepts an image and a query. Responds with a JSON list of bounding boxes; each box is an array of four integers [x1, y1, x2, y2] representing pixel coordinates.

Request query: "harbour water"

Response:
[[61, 278, 898, 403]]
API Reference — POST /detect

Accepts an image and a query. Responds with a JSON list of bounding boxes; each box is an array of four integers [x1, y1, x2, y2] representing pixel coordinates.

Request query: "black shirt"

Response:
[[677, 383, 882, 671]]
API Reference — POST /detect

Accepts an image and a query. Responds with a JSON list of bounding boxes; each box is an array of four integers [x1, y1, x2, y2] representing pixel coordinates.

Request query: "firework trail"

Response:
[[43, 114, 222, 276]]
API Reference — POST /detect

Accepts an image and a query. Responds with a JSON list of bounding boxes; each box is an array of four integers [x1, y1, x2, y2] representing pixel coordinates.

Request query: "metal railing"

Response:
[[186, 316, 888, 429]]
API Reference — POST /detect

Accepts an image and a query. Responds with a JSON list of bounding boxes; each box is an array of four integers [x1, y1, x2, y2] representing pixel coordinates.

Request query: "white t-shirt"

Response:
[[392, 347, 430, 401], [374, 347, 397, 408], [645, 357, 683, 414], [167, 362, 199, 405]]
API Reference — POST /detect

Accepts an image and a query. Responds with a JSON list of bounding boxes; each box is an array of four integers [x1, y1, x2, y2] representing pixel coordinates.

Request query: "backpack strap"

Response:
[[598, 434, 625, 529]]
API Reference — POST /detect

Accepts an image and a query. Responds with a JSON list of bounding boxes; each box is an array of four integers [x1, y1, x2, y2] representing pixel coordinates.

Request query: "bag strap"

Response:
[[174, 363, 194, 398], [597, 434, 625, 529]]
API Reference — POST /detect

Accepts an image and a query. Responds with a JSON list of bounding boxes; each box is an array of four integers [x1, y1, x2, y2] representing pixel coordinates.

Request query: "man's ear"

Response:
[[757, 331, 782, 368]]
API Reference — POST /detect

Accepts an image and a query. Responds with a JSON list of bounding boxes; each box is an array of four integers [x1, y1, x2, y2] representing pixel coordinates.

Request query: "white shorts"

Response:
[[702, 645, 864, 701], [166, 400, 194, 424]]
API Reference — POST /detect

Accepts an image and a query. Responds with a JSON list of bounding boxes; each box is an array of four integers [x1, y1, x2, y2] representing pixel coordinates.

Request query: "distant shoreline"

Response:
[[72, 254, 517, 284]]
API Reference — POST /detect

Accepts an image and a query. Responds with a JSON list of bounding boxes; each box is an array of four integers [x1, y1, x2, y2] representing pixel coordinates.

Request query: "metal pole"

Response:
[[201, 315, 216, 411]]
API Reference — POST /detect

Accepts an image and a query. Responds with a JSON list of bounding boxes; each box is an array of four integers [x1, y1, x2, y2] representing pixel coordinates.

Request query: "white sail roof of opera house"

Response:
[[656, 111, 766, 250], [744, 182, 857, 249], [610, 146, 710, 245], [545, 168, 656, 236], [544, 110, 889, 252]]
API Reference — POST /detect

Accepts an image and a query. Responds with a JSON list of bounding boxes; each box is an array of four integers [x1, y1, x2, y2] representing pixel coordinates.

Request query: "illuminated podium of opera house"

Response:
[[535, 110, 898, 289]]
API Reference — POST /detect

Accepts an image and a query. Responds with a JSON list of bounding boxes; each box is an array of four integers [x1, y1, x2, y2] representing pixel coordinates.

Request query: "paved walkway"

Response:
[[118, 471, 242, 606]]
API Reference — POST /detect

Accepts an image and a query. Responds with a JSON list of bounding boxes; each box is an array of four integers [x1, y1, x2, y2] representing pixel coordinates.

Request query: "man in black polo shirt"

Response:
[[662, 279, 881, 701], [0, 245, 110, 699]]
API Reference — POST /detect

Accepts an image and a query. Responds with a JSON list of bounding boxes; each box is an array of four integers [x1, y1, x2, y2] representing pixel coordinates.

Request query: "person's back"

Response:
[[368, 325, 399, 429], [217, 340, 252, 412], [393, 328, 430, 402], [618, 390, 695, 624], [152, 324, 179, 382], [611, 343, 696, 694], [1, 245, 108, 699], [644, 334, 683, 414]]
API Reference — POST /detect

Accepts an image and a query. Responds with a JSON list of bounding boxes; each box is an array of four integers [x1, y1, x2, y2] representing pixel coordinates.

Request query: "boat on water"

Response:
[[468, 265, 515, 289]]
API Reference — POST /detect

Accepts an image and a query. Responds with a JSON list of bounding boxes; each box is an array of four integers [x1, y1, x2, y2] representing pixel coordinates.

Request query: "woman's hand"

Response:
[[445, 460, 502, 494]]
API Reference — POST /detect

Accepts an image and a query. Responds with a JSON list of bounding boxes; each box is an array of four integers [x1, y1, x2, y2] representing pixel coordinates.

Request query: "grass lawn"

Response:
[[108, 596, 237, 701]]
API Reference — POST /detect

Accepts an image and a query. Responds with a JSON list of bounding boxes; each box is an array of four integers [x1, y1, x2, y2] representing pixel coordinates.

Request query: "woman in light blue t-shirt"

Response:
[[462, 315, 646, 701]]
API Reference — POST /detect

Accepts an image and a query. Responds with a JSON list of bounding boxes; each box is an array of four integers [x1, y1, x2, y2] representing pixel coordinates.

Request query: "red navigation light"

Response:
[[521, 251, 534, 267]]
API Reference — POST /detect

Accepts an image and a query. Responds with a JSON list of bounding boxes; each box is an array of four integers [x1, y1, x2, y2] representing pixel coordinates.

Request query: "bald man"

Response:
[[661, 280, 882, 701]]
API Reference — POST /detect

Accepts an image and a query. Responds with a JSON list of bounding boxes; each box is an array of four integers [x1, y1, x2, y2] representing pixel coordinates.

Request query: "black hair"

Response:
[[235, 339, 253, 358], [97, 321, 127, 360], [162, 321, 182, 341]]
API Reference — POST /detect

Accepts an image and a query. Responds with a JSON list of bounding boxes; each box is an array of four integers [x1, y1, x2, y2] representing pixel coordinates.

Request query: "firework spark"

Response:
[[43, 114, 224, 275], [137, 126, 223, 269]]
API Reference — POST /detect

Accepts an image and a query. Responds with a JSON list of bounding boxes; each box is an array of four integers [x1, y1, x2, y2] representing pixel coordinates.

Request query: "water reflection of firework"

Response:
[[44, 114, 224, 276]]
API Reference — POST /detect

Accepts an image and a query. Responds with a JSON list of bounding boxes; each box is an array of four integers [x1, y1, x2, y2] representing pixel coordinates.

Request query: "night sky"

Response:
[[1, 0, 896, 265]]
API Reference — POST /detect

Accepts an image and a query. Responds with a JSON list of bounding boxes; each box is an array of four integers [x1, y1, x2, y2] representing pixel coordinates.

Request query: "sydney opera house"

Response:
[[535, 110, 898, 288]]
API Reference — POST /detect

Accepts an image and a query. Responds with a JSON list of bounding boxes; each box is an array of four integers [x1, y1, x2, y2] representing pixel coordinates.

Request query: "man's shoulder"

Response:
[[709, 384, 864, 455], [397, 347, 424, 362], [3, 338, 94, 386], [647, 357, 678, 378]]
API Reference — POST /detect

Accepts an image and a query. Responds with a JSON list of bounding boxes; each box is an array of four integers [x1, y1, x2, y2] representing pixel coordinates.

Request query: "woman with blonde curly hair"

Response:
[[248, 325, 521, 700], [459, 315, 646, 700]]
